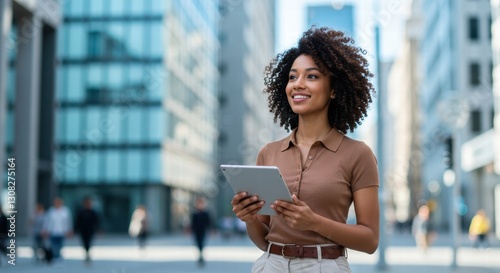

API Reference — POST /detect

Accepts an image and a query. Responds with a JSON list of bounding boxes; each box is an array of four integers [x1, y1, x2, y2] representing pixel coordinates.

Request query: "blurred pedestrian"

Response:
[[469, 209, 491, 249], [75, 197, 100, 264], [230, 26, 379, 273], [412, 205, 436, 252], [43, 197, 73, 266], [129, 204, 148, 248], [30, 203, 46, 263], [190, 197, 211, 267]]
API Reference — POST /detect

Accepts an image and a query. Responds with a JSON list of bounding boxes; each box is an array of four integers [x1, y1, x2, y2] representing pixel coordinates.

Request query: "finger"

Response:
[[233, 195, 261, 212], [235, 201, 265, 219], [231, 192, 248, 205], [292, 194, 305, 205]]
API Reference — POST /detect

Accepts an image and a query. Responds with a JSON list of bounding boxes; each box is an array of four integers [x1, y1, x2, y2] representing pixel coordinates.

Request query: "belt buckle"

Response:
[[281, 244, 298, 259]]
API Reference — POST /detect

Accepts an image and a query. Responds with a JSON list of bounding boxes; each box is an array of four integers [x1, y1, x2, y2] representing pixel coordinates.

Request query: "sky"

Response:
[[276, 0, 409, 61]]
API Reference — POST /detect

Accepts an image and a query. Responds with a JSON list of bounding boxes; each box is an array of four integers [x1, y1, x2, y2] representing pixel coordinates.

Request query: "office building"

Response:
[[419, 0, 493, 230], [0, 0, 61, 236], [56, 0, 219, 233], [386, 0, 423, 228], [218, 0, 277, 217]]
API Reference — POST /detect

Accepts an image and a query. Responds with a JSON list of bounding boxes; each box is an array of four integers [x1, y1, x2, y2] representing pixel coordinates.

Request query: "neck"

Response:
[[296, 116, 331, 145]]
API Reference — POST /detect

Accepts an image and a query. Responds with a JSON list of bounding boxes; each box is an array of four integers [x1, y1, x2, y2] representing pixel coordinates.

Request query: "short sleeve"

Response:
[[256, 144, 269, 166], [350, 142, 379, 191]]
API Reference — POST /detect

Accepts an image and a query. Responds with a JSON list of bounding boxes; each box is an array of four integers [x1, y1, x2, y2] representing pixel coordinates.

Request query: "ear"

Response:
[[330, 89, 335, 99]]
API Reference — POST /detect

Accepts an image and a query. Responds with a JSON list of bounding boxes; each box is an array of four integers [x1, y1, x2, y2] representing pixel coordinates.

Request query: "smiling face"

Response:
[[285, 54, 333, 119]]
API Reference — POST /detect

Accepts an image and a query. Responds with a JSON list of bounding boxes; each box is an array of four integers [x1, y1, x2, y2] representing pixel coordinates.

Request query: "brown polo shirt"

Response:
[[256, 128, 379, 245]]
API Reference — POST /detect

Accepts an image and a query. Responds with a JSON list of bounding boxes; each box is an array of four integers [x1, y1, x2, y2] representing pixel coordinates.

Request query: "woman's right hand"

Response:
[[231, 192, 265, 223]]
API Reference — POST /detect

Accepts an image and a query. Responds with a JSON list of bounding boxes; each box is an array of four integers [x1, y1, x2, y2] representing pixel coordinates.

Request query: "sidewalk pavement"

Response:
[[1, 232, 499, 273]]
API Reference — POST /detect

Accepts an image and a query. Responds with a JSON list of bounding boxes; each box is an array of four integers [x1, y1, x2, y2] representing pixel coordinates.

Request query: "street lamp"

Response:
[[438, 94, 469, 269]]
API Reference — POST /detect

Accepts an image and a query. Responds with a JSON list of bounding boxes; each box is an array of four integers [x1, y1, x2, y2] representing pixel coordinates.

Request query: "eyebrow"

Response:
[[289, 67, 321, 73]]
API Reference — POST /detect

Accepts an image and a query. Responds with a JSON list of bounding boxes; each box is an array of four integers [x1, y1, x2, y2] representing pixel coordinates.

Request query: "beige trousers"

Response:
[[251, 242, 351, 273]]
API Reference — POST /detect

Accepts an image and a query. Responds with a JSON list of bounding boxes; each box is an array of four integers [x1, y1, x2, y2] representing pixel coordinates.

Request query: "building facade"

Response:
[[218, 0, 277, 218], [419, 0, 494, 230], [386, 0, 423, 229], [493, 0, 500, 238], [56, 0, 219, 233], [0, 0, 61, 236]]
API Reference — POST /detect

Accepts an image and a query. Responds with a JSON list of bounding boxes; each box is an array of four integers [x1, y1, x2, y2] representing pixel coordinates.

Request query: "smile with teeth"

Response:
[[293, 95, 311, 99]]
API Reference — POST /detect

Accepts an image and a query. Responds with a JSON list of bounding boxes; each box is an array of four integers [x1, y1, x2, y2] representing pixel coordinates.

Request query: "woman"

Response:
[[231, 27, 379, 273]]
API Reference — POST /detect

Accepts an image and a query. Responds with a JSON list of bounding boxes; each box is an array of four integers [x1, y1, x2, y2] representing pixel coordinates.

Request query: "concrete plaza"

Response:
[[1, 232, 499, 273]]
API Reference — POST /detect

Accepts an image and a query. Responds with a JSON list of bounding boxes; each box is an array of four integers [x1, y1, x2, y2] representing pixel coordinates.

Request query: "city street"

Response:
[[1, 232, 499, 273]]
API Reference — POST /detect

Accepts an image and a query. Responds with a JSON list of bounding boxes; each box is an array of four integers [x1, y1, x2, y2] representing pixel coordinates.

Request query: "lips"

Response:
[[293, 95, 310, 99]]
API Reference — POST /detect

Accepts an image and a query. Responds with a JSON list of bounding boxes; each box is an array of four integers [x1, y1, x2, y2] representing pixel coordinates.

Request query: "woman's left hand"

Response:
[[271, 194, 318, 231]]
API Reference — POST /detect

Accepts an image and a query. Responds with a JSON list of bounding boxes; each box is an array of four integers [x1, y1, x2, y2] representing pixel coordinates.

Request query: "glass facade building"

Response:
[[56, 0, 219, 233]]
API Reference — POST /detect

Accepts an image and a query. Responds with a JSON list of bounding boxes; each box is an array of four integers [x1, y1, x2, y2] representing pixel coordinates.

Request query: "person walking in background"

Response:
[[30, 203, 46, 263], [412, 205, 436, 252], [75, 197, 100, 264], [43, 197, 73, 266], [129, 204, 148, 248], [231, 26, 379, 273], [469, 209, 491, 249], [190, 197, 212, 267]]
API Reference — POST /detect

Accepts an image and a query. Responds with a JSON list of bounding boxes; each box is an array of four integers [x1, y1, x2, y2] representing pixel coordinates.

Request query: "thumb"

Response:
[[292, 194, 305, 205]]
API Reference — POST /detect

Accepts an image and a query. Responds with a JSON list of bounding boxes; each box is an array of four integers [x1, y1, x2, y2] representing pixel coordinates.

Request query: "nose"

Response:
[[294, 75, 305, 89]]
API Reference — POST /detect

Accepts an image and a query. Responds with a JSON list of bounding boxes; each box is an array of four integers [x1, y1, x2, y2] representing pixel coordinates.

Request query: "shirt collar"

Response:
[[280, 127, 344, 152]]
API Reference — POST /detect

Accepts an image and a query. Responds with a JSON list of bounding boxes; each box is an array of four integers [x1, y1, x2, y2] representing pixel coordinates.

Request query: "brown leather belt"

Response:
[[268, 244, 345, 259]]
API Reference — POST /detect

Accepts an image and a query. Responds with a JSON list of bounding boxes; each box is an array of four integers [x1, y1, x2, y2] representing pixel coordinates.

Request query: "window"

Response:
[[468, 17, 479, 41], [469, 62, 481, 86], [470, 110, 481, 133]]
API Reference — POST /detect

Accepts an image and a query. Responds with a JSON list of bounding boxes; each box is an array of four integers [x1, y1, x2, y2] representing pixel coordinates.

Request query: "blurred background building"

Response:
[[1, 0, 499, 238], [55, 0, 219, 233], [218, 0, 277, 220], [385, 0, 422, 232], [0, 0, 61, 236]]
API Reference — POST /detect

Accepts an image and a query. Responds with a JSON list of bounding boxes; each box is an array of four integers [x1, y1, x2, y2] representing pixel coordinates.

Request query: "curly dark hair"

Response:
[[263, 26, 375, 134]]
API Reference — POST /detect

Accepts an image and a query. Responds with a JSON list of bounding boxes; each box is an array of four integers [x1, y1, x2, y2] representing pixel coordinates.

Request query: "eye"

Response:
[[288, 75, 297, 80], [307, 74, 318, 79]]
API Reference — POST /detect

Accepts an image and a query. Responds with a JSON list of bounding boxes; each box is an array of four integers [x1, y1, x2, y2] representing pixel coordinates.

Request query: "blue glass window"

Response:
[[55, 111, 65, 143], [84, 107, 101, 142], [65, 0, 84, 17], [147, 150, 161, 181], [129, 0, 146, 16], [107, 23, 127, 58], [150, 0, 165, 15], [128, 22, 145, 58], [126, 108, 143, 143], [56, 67, 66, 101], [66, 23, 87, 59], [150, 21, 163, 57], [66, 66, 85, 102], [84, 151, 100, 182], [109, 0, 126, 16], [88, 0, 104, 17], [66, 108, 82, 143], [148, 108, 163, 142], [105, 150, 121, 182], [104, 108, 124, 143], [57, 150, 80, 183], [126, 150, 143, 182]]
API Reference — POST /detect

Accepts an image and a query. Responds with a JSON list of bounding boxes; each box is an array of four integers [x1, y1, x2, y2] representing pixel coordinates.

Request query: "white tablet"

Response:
[[220, 165, 293, 215]]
